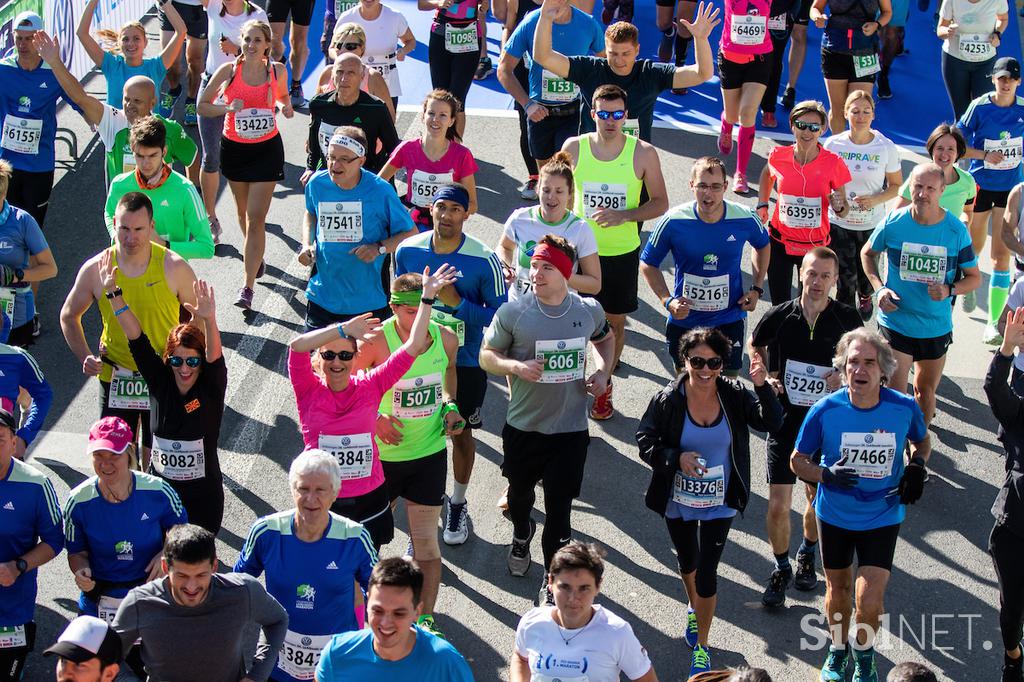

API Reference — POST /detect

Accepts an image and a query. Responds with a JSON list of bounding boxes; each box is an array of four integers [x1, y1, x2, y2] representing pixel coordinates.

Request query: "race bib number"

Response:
[[431, 309, 465, 346], [898, 242, 947, 285], [444, 22, 478, 53], [622, 118, 640, 138], [682, 273, 730, 312], [1, 116, 42, 155], [318, 433, 374, 480], [840, 431, 897, 479], [392, 372, 442, 418], [335, 0, 357, 13], [108, 368, 150, 410], [234, 108, 275, 140], [853, 52, 881, 78], [97, 595, 123, 625], [984, 136, 1023, 171], [783, 360, 832, 407], [581, 182, 627, 219], [778, 194, 822, 229], [151, 436, 206, 481], [317, 122, 338, 157], [0, 626, 26, 649], [672, 464, 726, 508], [840, 196, 877, 228], [541, 69, 579, 103], [410, 170, 453, 208], [278, 631, 332, 681], [0, 287, 15, 323], [122, 150, 137, 173], [535, 337, 586, 384], [730, 14, 767, 45], [317, 201, 363, 243], [767, 13, 787, 30], [958, 33, 994, 62]]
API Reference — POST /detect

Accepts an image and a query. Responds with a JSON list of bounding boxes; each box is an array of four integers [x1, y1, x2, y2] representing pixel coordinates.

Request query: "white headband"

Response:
[[328, 134, 366, 158]]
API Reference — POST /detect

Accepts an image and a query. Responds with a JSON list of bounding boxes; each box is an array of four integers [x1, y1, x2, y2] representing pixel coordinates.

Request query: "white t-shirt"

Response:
[[97, 105, 128, 151], [337, 4, 408, 95], [515, 605, 652, 682], [205, 0, 269, 74], [939, 0, 1007, 59], [502, 206, 598, 301], [823, 130, 902, 231]]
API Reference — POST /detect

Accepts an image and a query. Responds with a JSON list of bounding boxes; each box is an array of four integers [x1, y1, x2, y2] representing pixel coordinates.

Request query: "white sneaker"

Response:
[[961, 289, 977, 313], [442, 496, 471, 545], [983, 323, 1003, 346]]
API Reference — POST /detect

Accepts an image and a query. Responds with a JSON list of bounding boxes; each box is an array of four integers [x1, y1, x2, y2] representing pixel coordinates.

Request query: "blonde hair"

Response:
[[844, 90, 875, 113], [96, 21, 147, 55], [331, 22, 366, 47], [0, 160, 13, 198]]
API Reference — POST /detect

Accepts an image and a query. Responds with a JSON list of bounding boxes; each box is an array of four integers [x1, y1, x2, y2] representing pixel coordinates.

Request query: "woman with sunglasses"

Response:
[[335, 0, 417, 112], [102, 251, 226, 535], [315, 23, 396, 120], [636, 327, 782, 678], [288, 264, 457, 549], [756, 100, 851, 304], [379, 89, 479, 231]]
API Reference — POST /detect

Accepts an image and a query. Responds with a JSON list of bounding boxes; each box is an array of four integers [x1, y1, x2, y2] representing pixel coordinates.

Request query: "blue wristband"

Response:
[[336, 323, 347, 339], [663, 297, 675, 311], [114, 305, 129, 317]]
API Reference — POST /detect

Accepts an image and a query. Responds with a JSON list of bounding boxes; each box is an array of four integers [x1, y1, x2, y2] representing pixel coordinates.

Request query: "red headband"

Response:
[[531, 243, 573, 281]]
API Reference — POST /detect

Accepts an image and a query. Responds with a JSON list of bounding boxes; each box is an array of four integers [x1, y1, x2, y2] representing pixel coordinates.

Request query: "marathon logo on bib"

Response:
[[410, 170, 454, 207], [959, 33, 994, 62], [840, 431, 897, 479], [767, 12, 787, 29], [234, 108, 275, 140], [1, 115, 42, 155], [318, 433, 374, 479], [97, 595, 123, 625], [535, 337, 586, 384], [108, 368, 150, 410], [730, 13, 767, 45], [431, 309, 465, 346], [151, 437, 206, 481], [778, 194, 822, 229], [682, 273, 729, 312], [783, 360, 832, 407], [0, 626, 26, 649], [541, 69, 579, 103], [317, 201, 363, 242], [984, 134, 1023, 171], [622, 118, 640, 138], [445, 22, 479, 53], [279, 630, 332, 681], [672, 464, 725, 508], [581, 182, 627, 219], [392, 373, 442, 418], [898, 242, 947, 285], [853, 53, 881, 78]]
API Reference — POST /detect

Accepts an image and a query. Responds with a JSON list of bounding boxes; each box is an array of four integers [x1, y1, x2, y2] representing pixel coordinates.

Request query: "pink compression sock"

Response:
[[737, 125, 756, 176]]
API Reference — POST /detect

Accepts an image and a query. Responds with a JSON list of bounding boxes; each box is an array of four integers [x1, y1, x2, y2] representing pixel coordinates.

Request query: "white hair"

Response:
[[288, 449, 341, 496], [833, 328, 898, 385]]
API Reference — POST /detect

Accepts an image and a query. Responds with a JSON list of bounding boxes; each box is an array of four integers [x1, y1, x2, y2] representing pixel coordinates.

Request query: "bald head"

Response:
[[909, 161, 946, 188], [123, 76, 157, 121]]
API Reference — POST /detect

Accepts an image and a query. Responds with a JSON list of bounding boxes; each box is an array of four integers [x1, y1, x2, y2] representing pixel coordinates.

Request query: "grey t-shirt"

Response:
[[484, 292, 608, 434], [112, 572, 289, 682]]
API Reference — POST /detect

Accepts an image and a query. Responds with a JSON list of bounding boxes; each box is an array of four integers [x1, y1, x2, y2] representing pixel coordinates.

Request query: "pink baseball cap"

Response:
[[87, 416, 134, 454]]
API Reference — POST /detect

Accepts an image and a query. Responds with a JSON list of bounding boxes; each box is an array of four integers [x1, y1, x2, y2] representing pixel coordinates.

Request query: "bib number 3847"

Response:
[[278, 631, 332, 680]]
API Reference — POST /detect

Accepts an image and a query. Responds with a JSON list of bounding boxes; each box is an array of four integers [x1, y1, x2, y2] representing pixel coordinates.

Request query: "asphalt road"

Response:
[[15, 46, 1010, 682]]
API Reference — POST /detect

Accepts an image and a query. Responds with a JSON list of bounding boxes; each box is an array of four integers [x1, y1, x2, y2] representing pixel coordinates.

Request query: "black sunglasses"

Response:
[[793, 120, 823, 133], [167, 356, 202, 368], [686, 356, 724, 370], [336, 41, 362, 50], [595, 109, 627, 120], [319, 349, 355, 362]]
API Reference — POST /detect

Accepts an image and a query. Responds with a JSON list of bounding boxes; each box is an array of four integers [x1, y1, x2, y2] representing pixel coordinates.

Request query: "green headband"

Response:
[[389, 289, 423, 306]]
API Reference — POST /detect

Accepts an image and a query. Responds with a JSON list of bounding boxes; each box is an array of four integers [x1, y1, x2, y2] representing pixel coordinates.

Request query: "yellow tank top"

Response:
[[573, 134, 644, 257], [99, 243, 181, 382]]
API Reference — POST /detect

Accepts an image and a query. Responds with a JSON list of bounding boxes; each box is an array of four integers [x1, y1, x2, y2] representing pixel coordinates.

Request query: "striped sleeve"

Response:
[[36, 476, 64, 555], [235, 518, 270, 576]]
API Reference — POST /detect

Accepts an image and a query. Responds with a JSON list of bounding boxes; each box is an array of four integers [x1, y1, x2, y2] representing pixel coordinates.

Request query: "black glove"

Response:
[[0, 264, 14, 287], [821, 459, 858, 489], [899, 456, 928, 504]]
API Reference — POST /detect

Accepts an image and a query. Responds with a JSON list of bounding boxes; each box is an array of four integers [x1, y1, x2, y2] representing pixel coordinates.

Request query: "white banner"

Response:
[[44, 0, 156, 79]]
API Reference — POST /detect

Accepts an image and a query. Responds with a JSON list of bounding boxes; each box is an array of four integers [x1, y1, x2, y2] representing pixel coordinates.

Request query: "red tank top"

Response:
[[222, 59, 280, 144]]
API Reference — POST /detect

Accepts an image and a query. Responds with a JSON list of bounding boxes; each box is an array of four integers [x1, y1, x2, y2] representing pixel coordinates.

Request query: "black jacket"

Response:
[[636, 373, 784, 516], [984, 351, 1024, 537]]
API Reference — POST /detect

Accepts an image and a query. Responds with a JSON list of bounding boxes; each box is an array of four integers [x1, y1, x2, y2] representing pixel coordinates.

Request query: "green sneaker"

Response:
[[684, 608, 698, 649], [689, 644, 712, 677], [852, 647, 878, 682], [821, 646, 850, 681], [417, 614, 446, 639]]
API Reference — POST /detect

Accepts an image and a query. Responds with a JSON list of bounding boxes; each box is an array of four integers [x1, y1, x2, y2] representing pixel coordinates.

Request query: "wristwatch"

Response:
[[376, 241, 387, 255], [13, 268, 24, 282], [15, 558, 28, 575], [104, 287, 123, 300], [749, 285, 765, 296]]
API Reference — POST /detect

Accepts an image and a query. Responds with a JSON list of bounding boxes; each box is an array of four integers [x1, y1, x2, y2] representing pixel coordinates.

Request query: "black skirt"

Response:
[[220, 133, 285, 183]]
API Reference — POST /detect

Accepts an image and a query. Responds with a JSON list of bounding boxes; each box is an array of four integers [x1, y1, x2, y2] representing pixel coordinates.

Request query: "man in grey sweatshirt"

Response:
[[111, 524, 288, 682]]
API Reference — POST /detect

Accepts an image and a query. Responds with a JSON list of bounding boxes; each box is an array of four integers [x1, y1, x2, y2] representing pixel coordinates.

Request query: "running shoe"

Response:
[[234, 286, 254, 310], [290, 82, 307, 109], [210, 217, 222, 245], [507, 518, 536, 577], [821, 646, 850, 681], [718, 126, 733, 156], [184, 100, 198, 126], [762, 111, 777, 128], [852, 647, 878, 682], [443, 496, 471, 545], [684, 607, 699, 649], [781, 86, 796, 109], [961, 289, 977, 313], [794, 551, 818, 591], [877, 74, 893, 100], [31, 313, 40, 337], [417, 615, 446, 639], [733, 172, 749, 194], [689, 645, 712, 678], [761, 567, 791, 607], [601, 0, 619, 23], [657, 31, 674, 63], [1004, 652, 1024, 681], [858, 294, 874, 321], [538, 575, 554, 605], [589, 381, 614, 420], [984, 323, 1004, 346], [520, 176, 538, 201], [474, 56, 494, 80], [158, 90, 180, 118]]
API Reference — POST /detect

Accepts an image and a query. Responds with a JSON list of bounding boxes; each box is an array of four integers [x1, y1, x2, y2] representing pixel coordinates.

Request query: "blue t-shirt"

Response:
[[868, 206, 976, 338], [316, 626, 474, 681], [0, 458, 63, 626], [666, 404, 737, 522], [504, 7, 605, 104], [0, 52, 72, 173], [0, 201, 48, 327], [101, 53, 167, 108], [305, 169, 414, 315], [0, 342, 52, 446], [957, 92, 1024, 191], [796, 387, 927, 530], [641, 200, 770, 329], [64, 472, 187, 614], [395, 231, 508, 367], [234, 510, 377, 682]]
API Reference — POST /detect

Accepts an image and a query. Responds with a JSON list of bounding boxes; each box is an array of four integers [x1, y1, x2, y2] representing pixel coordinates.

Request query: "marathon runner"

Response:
[[353, 272, 462, 637], [862, 162, 981, 426], [0, 312, 52, 457], [236, 449, 377, 682], [748, 246, 863, 608], [640, 156, 769, 375], [895, 123, 975, 225], [424, 0, 487, 138], [498, 0, 542, 199], [103, 117, 213, 260], [111, 524, 289, 682], [267, 0, 317, 108], [43, 615, 122, 682], [315, 557, 474, 680], [791, 328, 930, 682], [335, 0, 417, 112], [0, 407, 63, 682], [758, 0, 801, 128], [636, 327, 780, 677], [999, 180, 1024, 394], [480, 235, 614, 598], [654, 0, 696, 80], [158, 0, 208, 124], [510, 542, 657, 682], [395, 185, 508, 546], [315, 24, 395, 119], [60, 192, 199, 468], [300, 128, 416, 330], [938, 0, 1008, 121], [562, 83, 668, 419]]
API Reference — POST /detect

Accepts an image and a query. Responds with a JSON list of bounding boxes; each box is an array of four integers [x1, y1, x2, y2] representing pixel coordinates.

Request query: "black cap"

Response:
[[0, 408, 15, 433], [43, 616, 123, 666], [992, 57, 1021, 80]]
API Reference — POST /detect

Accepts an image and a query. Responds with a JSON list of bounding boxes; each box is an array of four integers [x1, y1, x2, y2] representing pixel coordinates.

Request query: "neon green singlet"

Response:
[[573, 134, 644, 257]]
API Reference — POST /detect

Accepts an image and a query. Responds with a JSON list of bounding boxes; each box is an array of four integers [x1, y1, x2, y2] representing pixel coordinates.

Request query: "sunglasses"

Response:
[[793, 120, 823, 133], [319, 349, 355, 362], [686, 356, 724, 370], [167, 356, 202, 368], [336, 41, 362, 50], [595, 109, 627, 120]]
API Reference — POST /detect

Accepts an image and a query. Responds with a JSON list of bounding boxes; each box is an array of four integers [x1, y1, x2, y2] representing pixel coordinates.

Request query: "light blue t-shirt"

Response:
[[316, 626, 475, 681], [0, 201, 48, 328], [666, 394, 737, 522], [796, 387, 927, 530], [101, 53, 167, 107], [957, 92, 1024, 191], [868, 206, 976, 338]]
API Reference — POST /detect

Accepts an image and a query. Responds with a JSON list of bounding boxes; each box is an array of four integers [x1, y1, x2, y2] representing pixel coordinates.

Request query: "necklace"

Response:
[[100, 476, 132, 503], [534, 293, 572, 319], [554, 609, 594, 646]]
